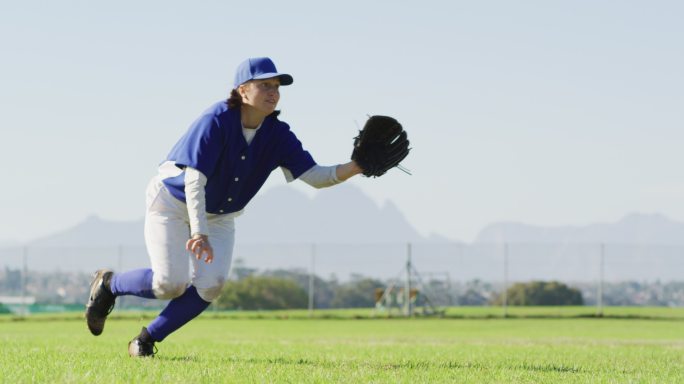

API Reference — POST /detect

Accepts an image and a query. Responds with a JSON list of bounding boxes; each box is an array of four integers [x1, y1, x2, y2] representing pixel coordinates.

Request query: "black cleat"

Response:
[[85, 269, 116, 336], [128, 327, 157, 357]]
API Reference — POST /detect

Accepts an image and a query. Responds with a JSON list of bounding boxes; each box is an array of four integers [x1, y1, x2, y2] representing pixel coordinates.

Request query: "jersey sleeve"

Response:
[[278, 129, 317, 180], [166, 114, 225, 178]]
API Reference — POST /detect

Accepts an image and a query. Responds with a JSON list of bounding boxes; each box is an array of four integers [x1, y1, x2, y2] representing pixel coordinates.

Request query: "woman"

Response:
[[85, 57, 363, 357]]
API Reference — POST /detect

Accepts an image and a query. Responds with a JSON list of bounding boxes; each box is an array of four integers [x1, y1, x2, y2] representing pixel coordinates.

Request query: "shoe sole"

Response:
[[85, 270, 113, 336]]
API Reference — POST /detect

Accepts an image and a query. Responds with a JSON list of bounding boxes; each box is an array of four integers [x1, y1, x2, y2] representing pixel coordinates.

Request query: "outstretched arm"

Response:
[[293, 161, 363, 189]]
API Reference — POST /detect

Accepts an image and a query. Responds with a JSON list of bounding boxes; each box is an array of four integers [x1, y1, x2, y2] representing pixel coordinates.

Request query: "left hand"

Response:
[[186, 234, 214, 264]]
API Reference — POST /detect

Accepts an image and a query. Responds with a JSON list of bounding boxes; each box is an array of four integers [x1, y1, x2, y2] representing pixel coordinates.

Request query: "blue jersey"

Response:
[[162, 101, 316, 214]]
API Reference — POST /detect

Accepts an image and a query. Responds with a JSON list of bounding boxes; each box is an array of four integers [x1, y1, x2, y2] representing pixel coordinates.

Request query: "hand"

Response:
[[186, 234, 214, 264]]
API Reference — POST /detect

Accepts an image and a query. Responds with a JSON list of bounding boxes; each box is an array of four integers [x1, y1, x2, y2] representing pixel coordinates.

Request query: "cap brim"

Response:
[[253, 72, 293, 86]]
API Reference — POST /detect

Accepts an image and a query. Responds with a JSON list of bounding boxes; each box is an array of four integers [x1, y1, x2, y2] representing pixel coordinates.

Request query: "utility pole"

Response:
[[503, 243, 509, 318], [21, 246, 28, 316], [597, 243, 604, 317], [404, 243, 412, 317], [308, 243, 316, 318]]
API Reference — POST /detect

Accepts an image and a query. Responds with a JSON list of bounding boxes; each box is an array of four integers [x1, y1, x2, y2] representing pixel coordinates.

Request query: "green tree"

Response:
[[491, 281, 583, 306], [229, 258, 257, 280], [263, 269, 337, 309], [331, 277, 384, 308], [458, 288, 488, 306], [215, 276, 307, 310]]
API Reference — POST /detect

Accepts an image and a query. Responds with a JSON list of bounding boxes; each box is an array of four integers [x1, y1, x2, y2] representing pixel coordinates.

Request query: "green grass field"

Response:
[[1, 308, 683, 383]]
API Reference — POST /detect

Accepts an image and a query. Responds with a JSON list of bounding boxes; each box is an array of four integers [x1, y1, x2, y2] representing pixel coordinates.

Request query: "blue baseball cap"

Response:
[[233, 57, 293, 88]]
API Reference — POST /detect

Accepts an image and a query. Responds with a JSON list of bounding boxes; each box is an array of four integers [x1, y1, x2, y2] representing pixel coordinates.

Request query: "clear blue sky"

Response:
[[1, 1, 682, 243]]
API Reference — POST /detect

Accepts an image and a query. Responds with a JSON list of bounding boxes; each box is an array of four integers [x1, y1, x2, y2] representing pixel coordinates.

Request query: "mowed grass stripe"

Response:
[[1, 318, 683, 383]]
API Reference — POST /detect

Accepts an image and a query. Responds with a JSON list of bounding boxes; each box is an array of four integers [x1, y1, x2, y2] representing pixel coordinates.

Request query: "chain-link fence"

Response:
[[1, 243, 683, 314]]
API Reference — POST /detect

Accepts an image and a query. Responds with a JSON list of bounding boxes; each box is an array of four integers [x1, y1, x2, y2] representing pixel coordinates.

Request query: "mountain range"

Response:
[[24, 184, 449, 247], [22, 181, 684, 246], [2, 184, 683, 281], [476, 212, 684, 245]]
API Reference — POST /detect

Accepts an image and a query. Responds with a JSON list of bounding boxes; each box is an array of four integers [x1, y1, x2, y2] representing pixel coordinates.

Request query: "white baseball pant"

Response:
[[144, 176, 235, 302]]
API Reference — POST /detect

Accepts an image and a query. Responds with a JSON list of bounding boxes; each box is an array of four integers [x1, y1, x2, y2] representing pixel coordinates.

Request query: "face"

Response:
[[238, 77, 281, 115]]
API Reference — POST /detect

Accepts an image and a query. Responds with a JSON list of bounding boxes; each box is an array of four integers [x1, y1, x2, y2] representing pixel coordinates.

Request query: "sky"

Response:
[[1, 0, 683, 244]]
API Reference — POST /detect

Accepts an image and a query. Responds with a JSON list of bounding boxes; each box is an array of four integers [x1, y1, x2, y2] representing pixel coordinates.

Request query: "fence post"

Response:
[[21, 246, 28, 316], [446, 271, 454, 306], [597, 243, 604, 317], [503, 243, 509, 318], [308, 243, 316, 318], [404, 243, 412, 317]]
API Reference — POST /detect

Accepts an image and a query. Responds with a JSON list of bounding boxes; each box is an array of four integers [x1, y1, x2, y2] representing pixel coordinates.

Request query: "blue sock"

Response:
[[109, 268, 156, 299], [146, 286, 210, 342]]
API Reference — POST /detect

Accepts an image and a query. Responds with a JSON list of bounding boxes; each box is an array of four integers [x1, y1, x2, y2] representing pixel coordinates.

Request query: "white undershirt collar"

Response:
[[241, 121, 262, 145]]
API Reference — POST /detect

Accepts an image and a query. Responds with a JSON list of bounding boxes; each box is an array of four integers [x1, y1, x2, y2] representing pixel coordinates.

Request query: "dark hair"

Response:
[[226, 87, 281, 117], [227, 89, 242, 109]]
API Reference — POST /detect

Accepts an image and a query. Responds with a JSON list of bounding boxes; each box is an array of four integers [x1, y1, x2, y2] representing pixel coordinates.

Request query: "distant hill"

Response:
[[239, 184, 431, 243], [13, 184, 453, 275], [27, 184, 440, 247], [9, 190, 684, 281], [475, 213, 684, 245], [29, 192, 684, 248], [467, 213, 684, 282], [29, 215, 145, 247]]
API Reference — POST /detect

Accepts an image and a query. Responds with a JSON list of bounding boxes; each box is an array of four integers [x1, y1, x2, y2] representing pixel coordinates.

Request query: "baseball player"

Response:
[[85, 57, 364, 357]]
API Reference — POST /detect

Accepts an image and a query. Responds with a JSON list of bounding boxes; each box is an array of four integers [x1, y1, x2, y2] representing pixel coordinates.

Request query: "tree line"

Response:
[[3, 264, 684, 309], [216, 261, 584, 310]]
